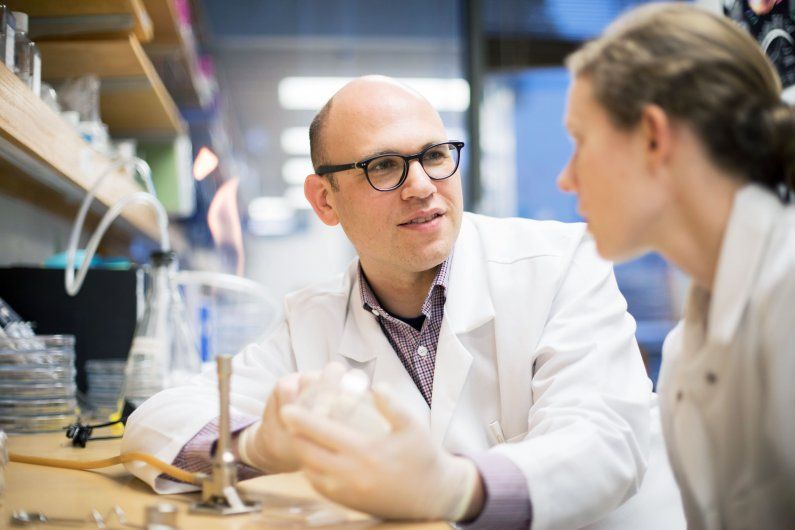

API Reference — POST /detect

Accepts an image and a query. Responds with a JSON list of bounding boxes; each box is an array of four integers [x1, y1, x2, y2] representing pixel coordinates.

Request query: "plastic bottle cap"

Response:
[[61, 111, 80, 128], [150, 250, 177, 266], [11, 11, 26, 33]]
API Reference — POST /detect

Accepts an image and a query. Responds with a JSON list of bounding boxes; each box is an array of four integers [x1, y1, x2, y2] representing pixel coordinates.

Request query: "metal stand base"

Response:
[[189, 486, 261, 516], [189, 500, 261, 516]]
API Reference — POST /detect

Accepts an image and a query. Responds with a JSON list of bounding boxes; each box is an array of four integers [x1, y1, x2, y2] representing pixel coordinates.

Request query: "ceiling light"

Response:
[[278, 77, 470, 112], [282, 158, 314, 186], [281, 127, 310, 155]]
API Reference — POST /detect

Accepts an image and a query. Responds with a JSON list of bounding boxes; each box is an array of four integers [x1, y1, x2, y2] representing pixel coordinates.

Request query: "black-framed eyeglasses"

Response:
[[316, 141, 465, 192]]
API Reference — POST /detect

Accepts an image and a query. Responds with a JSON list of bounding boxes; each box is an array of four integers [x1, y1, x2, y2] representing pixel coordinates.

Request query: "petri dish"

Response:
[[0, 381, 77, 399], [0, 413, 76, 433], [0, 398, 76, 416]]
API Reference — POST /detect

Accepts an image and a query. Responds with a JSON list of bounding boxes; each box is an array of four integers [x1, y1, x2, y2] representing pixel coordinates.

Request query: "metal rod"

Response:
[[191, 354, 259, 515], [216, 355, 232, 459]]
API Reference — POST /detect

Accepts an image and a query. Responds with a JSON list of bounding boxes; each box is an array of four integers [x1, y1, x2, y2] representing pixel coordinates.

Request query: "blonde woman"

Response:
[[558, 4, 795, 529]]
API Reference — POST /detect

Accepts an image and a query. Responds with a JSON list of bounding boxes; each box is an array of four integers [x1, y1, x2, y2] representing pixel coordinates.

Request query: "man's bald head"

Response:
[[308, 76, 442, 186]]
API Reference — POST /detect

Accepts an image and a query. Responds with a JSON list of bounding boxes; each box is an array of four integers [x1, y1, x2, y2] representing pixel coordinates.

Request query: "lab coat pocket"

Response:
[[487, 420, 527, 445], [506, 431, 528, 443]]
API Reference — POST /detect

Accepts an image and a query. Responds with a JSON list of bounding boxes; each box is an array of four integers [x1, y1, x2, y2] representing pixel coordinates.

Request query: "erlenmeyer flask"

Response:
[[122, 251, 200, 408]]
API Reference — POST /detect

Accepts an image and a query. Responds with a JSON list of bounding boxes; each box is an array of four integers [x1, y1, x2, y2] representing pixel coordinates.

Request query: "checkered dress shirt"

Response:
[[358, 258, 450, 406]]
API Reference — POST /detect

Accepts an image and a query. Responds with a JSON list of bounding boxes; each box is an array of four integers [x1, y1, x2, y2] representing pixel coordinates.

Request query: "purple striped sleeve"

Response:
[[165, 413, 262, 483], [458, 451, 533, 530]]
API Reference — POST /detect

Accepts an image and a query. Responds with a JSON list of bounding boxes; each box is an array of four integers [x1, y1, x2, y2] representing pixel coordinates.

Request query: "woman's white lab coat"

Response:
[[123, 213, 684, 530], [659, 185, 795, 529]]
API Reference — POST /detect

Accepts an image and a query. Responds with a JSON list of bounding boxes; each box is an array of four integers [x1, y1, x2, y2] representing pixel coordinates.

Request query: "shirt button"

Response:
[[371, 309, 380, 317], [417, 345, 428, 357], [705, 372, 718, 384], [676, 390, 683, 401]]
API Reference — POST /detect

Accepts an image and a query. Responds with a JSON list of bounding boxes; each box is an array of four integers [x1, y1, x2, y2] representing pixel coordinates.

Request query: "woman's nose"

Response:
[[557, 159, 577, 193]]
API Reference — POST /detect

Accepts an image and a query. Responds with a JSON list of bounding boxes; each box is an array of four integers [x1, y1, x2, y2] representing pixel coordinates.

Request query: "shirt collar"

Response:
[[358, 255, 451, 318]]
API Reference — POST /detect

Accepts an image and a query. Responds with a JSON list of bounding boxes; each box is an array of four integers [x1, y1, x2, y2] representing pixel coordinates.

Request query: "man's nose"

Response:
[[401, 159, 436, 200], [557, 159, 577, 193]]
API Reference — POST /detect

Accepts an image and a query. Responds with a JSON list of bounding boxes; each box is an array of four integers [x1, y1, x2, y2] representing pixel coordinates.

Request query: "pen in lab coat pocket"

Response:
[[489, 421, 506, 444]]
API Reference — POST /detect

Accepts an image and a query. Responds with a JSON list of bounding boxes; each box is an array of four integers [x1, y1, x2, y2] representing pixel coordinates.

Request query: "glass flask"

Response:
[[122, 251, 200, 408]]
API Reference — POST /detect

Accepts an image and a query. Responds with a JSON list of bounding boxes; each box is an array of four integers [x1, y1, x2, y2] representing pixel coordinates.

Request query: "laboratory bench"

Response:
[[4, 432, 447, 529]]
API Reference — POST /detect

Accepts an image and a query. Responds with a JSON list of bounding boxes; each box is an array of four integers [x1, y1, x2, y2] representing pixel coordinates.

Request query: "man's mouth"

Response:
[[400, 212, 443, 226]]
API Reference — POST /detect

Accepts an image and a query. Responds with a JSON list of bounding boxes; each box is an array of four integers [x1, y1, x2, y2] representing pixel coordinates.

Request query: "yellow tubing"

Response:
[[9, 451, 201, 485]]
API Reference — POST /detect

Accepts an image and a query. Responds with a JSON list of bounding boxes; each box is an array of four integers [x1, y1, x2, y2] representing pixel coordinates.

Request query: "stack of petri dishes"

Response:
[[0, 335, 77, 433], [85, 359, 125, 419]]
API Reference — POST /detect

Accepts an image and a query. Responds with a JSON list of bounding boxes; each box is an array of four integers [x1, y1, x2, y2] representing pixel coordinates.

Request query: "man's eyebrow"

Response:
[[362, 141, 441, 159]]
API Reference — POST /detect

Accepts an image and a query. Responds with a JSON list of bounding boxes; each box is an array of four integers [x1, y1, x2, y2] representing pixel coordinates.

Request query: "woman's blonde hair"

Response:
[[566, 3, 795, 198]]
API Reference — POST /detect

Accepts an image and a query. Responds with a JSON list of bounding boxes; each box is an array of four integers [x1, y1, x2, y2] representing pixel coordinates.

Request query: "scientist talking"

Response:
[[122, 74, 684, 529]]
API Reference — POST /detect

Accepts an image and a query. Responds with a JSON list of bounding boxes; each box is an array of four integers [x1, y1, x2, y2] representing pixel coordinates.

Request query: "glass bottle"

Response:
[[122, 251, 200, 408], [11, 11, 39, 97], [0, 5, 14, 70]]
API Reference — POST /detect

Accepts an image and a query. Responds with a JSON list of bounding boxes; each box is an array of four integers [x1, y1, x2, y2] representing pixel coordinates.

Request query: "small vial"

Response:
[[11, 11, 40, 97], [146, 502, 178, 530], [0, 5, 14, 69]]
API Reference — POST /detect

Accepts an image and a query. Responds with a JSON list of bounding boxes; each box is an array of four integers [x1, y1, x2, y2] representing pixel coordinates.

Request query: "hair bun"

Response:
[[768, 101, 795, 135], [731, 100, 795, 196], [768, 102, 795, 195]]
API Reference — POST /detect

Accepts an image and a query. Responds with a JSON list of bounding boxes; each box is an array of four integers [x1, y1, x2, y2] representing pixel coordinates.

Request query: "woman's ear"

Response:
[[304, 174, 340, 226], [641, 104, 673, 173]]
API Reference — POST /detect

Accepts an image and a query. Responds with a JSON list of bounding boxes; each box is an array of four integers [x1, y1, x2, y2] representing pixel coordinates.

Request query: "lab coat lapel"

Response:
[[338, 264, 384, 368], [445, 215, 495, 335], [338, 264, 430, 420], [431, 318, 473, 444], [708, 185, 780, 345], [430, 216, 494, 444]]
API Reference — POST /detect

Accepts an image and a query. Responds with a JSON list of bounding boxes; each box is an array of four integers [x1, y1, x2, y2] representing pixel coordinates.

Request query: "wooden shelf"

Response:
[[5, 0, 153, 42], [142, 0, 182, 45], [37, 35, 186, 137], [142, 0, 211, 108], [0, 63, 172, 248]]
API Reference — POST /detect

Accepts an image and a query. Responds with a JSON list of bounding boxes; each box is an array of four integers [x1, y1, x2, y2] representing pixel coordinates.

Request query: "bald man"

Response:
[[123, 76, 684, 529]]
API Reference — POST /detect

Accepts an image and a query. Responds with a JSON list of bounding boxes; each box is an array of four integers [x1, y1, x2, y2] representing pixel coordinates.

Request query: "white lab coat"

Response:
[[123, 213, 684, 530], [659, 184, 795, 529]]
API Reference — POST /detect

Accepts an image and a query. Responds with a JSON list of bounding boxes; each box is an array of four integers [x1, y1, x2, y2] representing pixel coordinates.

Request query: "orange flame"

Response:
[[193, 146, 219, 181], [207, 178, 245, 276]]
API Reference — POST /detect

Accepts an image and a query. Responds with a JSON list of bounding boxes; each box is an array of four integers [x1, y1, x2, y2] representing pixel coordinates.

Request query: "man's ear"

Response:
[[640, 104, 673, 174], [304, 174, 340, 226]]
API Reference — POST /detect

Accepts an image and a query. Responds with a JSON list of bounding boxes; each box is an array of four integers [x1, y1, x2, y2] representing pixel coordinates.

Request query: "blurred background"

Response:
[[1, 0, 792, 398]]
